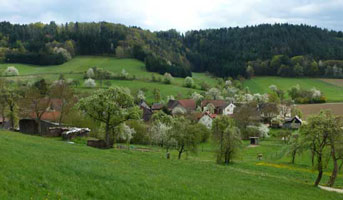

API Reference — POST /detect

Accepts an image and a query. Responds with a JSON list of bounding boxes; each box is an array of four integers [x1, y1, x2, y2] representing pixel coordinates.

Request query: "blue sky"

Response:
[[1, 0, 343, 31]]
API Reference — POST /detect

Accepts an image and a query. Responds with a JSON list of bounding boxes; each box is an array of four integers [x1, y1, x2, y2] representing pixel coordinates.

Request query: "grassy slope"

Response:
[[0, 56, 219, 102], [243, 76, 343, 102], [0, 130, 342, 200]]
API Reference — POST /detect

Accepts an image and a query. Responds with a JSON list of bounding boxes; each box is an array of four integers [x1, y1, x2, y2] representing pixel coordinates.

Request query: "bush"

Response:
[[184, 76, 194, 88], [84, 78, 96, 88], [3, 66, 19, 76], [86, 68, 95, 78], [163, 73, 173, 84], [126, 120, 150, 145]]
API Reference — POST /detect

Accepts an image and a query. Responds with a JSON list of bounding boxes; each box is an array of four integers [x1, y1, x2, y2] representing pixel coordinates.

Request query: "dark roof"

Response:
[[284, 116, 302, 124], [167, 100, 178, 110], [151, 103, 164, 110], [139, 100, 150, 110], [201, 100, 227, 108]]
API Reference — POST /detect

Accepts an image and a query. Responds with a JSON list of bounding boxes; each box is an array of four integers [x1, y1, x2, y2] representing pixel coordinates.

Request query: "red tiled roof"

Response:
[[201, 100, 227, 108], [29, 111, 61, 122], [177, 99, 196, 110]]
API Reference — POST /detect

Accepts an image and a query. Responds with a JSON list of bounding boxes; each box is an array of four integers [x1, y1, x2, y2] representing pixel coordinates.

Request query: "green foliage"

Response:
[[77, 87, 141, 146], [184, 76, 194, 88], [126, 120, 150, 145], [212, 116, 242, 164]]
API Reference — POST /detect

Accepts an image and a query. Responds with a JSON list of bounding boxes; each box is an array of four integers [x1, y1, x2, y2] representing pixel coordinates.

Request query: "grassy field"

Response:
[[244, 76, 343, 102], [0, 56, 220, 102], [0, 130, 342, 199]]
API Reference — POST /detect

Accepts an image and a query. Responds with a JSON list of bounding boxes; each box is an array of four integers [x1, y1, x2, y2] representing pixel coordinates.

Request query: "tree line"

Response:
[[1, 22, 343, 78]]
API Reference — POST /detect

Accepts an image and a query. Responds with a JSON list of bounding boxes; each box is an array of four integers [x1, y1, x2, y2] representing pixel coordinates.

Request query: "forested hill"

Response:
[[182, 24, 343, 77], [0, 21, 191, 77], [1, 22, 343, 78]]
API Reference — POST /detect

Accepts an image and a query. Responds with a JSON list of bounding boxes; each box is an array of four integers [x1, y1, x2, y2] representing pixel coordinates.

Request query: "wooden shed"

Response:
[[250, 137, 259, 145]]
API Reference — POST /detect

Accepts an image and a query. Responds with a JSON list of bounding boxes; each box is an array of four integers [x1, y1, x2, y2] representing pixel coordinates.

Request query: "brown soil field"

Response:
[[319, 78, 343, 87], [296, 103, 343, 119]]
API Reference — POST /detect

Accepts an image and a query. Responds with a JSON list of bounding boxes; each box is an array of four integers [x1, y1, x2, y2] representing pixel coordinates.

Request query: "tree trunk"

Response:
[[311, 150, 315, 167], [291, 150, 297, 164], [105, 123, 110, 147], [327, 145, 338, 187], [178, 145, 184, 159], [37, 119, 42, 135], [225, 150, 231, 165], [58, 101, 65, 125], [314, 154, 323, 186]]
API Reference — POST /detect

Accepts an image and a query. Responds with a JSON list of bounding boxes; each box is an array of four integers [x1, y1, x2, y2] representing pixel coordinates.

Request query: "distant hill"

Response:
[[1, 22, 343, 78]]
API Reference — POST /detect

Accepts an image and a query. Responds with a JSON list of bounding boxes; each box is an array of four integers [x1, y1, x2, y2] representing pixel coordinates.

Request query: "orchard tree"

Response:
[[300, 110, 342, 186], [118, 123, 136, 150], [51, 80, 76, 124], [21, 85, 52, 134], [170, 117, 201, 159], [184, 76, 194, 88], [77, 87, 141, 147], [212, 116, 242, 164], [163, 73, 173, 84]]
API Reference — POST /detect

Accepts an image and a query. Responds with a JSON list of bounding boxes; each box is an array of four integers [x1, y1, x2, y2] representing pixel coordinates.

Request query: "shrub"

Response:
[[163, 73, 173, 84], [86, 68, 95, 78], [84, 78, 96, 88], [53, 47, 72, 61], [126, 120, 150, 145], [3, 66, 19, 76], [184, 76, 194, 88]]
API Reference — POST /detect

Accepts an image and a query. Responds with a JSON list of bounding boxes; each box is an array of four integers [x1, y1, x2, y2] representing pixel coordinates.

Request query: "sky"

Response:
[[1, 0, 343, 32]]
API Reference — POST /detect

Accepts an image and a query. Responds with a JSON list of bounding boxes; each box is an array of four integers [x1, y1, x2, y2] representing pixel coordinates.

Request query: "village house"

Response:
[[223, 103, 236, 115], [151, 103, 164, 112], [167, 99, 196, 114], [139, 100, 153, 121], [283, 116, 302, 129], [201, 100, 227, 114], [198, 112, 217, 129]]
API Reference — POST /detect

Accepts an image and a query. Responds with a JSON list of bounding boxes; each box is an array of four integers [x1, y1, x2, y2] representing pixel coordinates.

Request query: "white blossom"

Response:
[[84, 78, 96, 88], [3, 66, 19, 76]]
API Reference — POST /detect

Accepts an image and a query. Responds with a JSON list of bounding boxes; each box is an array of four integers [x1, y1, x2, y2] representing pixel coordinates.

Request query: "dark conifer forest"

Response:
[[1, 21, 343, 78]]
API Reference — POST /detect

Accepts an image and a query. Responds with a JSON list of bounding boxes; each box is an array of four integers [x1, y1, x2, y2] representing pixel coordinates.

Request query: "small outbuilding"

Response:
[[250, 137, 259, 145], [19, 119, 60, 136], [283, 116, 302, 129]]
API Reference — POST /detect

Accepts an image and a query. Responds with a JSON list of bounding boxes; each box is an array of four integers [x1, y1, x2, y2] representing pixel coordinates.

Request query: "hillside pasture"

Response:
[[0, 56, 219, 102], [0, 130, 342, 199], [244, 76, 343, 102]]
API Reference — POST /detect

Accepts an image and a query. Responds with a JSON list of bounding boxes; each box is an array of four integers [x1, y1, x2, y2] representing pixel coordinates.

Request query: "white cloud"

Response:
[[0, 0, 342, 31]]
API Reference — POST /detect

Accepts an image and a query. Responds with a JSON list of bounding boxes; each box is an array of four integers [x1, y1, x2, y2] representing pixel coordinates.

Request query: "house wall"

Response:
[[223, 105, 235, 115], [199, 115, 213, 129]]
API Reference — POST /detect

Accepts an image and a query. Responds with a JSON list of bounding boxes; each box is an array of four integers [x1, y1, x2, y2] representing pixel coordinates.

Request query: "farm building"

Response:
[[167, 99, 196, 114], [151, 103, 164, 112], [201, 100, 227, 114], [283, 116, 302, 129], [223, 103, 236, 115], [198, 112, 217, 129], [19, 119, 60, 136], [139, 100, 153, 121]]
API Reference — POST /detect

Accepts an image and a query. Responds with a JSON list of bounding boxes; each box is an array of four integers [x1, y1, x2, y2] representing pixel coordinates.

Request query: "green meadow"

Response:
[[0, 130, 342, 199], [243, 76, 343, 102], [0, 56, 220, 102]]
